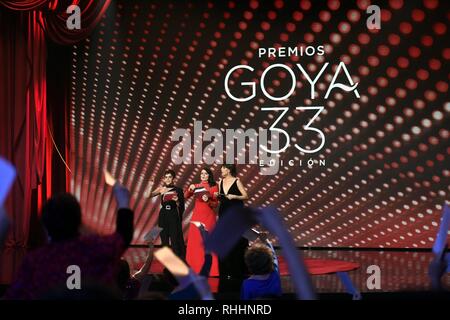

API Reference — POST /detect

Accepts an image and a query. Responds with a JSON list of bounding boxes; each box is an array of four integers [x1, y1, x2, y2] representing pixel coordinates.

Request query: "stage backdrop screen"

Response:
[[70, 0, 449, 248]]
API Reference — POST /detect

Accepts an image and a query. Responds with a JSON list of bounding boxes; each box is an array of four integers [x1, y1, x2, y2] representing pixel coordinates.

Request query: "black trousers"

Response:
[[158, 205, 185, 260], [218, 237, 248, 279], [218, 237, 248, 293]]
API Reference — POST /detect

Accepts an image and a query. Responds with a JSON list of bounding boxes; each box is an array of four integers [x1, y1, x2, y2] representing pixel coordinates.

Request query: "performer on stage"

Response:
[[215, 164, 249, 280], [147, 170, 186, 259], [184, 167, 219, 277]]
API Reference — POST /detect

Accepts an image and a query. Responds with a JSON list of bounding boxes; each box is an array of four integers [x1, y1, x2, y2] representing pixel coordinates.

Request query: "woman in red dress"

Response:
[[184, 167, 219, 277]]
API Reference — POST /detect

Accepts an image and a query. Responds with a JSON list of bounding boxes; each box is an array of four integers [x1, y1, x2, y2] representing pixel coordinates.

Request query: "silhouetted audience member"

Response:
[[3, 184, 133, 299], [117, 259, 140, 300], [137, 268, 178, 299], [117, 241, 156, 300], [41, 282, 121, 300], [241, 237, 282, 300]]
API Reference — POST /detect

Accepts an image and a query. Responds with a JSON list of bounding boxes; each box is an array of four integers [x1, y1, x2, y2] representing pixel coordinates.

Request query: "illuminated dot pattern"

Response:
[[71, 0, 449, 247]]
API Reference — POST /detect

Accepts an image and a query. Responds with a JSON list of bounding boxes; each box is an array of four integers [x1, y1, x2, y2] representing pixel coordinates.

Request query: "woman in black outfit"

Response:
[[216, 164, 249, 281]]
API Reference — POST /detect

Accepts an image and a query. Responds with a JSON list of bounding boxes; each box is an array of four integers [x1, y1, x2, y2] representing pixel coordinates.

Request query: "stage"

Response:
[[1, 247, 448, 299]]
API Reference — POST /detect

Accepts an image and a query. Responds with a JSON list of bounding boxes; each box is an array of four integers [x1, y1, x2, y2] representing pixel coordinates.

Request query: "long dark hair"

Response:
[[201, 167, 216, 187], [221, 164, 237, 177]]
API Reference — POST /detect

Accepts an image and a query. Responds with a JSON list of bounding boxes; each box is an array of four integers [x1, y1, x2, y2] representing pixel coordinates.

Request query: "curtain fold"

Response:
[[0, 0, 48, 10], [45, 0, 112, 45], [0, 9, 46, 248], [0, 0, 111, 248]]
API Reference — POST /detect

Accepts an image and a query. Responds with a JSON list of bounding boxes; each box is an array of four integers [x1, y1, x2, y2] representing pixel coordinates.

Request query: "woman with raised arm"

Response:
[[145, 170, 185, 259]]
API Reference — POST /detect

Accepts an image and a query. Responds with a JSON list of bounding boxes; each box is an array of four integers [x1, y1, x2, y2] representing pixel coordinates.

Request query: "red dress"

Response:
[[184, 181, 219, 277]]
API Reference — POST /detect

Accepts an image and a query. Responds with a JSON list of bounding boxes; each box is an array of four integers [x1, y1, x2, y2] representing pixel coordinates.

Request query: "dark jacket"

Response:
[[161, 186, 185, 219]]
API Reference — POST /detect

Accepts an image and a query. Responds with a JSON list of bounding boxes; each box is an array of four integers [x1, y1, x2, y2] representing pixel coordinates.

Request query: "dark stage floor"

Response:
[[122, 247, 450, 295], [2, 247, 448, 298]]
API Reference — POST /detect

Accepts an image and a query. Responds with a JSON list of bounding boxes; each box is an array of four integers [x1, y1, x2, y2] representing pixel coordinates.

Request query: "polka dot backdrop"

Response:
[[70, 0, 449, 248]]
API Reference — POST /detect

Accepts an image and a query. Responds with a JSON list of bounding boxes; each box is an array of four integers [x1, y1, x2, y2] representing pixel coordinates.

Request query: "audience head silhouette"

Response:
[[41, 193, 82, 242], [245, 243, 274, 275]]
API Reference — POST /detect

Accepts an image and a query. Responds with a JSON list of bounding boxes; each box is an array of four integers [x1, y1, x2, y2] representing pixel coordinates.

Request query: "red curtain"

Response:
[[0, 0, 48, 10], [0, 9, 47, 248], [0, 0, 112, 44], [0, 0, 111, 248], [45, 0, 112, 45]]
